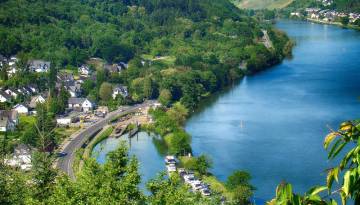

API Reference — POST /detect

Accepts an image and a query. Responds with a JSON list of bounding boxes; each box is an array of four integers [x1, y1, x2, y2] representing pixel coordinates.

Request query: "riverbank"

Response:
[[185, 19, 360, 201], [306, 18, 360, 31]]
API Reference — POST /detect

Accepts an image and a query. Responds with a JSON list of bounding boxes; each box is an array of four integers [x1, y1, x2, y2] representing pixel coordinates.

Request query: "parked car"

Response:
[[183, 174, 196, 184], [200, 188, 211, 196], [178, 168, 187, 177], [56, 152, 67, 157], [191, 180, 203, 191], [165, 155, 177, 164], [166, 164, 176, 172]]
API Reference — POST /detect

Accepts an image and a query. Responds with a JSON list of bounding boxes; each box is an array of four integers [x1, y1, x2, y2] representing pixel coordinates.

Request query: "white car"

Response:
[[200, 188, 211, 196], [191, 180, 203, 191], [183, 174, 195, 184], [166, 164, 176, 172], [165, 155, 176, 164]]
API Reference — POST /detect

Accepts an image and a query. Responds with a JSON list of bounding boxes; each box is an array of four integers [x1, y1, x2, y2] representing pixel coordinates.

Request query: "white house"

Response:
[[68, 98, 93, 112], [56, 117, 72, 126], [7, 66, 17, 77], [112, 85, 128, 99], [5, 144, 32, 171], [78, 65, 91, 76], [13, 104, 29, 114], [29, 95, 46, 108], [29, 60, 50, 73], [5, 89, 19, 99], [0, 91, 11, 102]]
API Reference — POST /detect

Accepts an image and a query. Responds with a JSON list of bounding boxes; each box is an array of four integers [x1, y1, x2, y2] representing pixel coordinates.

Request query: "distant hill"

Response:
[[232, 0, 293, 10]]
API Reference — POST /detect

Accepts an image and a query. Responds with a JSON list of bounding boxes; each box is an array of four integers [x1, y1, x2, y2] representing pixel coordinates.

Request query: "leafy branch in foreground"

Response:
[[267, 120, 360, 205]]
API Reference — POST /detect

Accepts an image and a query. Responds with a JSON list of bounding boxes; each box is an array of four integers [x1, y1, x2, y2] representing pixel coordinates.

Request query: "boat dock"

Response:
[[164, 155, 211, 197]]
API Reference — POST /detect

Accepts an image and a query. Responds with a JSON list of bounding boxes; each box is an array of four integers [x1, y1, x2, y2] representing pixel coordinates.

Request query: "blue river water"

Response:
[[92, 132, 166, 191], [185, 20, 360, 202], [92, 20, 360, 203]]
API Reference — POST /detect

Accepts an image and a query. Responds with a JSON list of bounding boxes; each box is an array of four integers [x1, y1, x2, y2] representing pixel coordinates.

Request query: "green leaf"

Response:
[[340, 148, 356, 170], [307, 186, 327, 196], [343, 171, 351, 196], [328, 139, 342, 159], [329, 142, 347, 160], [324, 132, 338, 149], [330, 199, 338, 205]]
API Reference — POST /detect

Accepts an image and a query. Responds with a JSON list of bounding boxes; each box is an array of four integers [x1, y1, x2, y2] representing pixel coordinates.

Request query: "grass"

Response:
[[141, 54, 176, 66], [232, 0, 293, 9], [54, 126, 81, 142], [83, 126, 114, 160], [19, 115, 36, 126], [203, 176, 234, 200], [178, 156, 234, 200]]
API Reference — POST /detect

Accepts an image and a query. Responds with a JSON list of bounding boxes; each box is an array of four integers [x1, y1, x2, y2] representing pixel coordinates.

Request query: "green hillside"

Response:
[[232, 0, 293, 10]]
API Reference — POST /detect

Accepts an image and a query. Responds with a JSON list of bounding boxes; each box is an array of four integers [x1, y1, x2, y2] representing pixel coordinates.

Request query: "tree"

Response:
[[340, 16, 350, 26], [169, 131, 191, 155], [99, 82, 113, 102], [48, 143, 145, 204], [0, 62, 8, 81], [58, 86, 70, 114], [31, 151, 57, 202], [35, 103, 57, 152], [167, 102, 188, 126], [0, 165, 30, 204], [158, 89, 172, 106], [194, 154, 212, 175], [226, 170, 253, 190], [268, 120, 360, 205]]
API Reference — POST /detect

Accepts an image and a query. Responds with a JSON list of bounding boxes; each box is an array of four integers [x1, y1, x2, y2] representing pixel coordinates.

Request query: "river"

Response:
[[92, 20, 360, 202], [92, 132, 166, 192], [185, 19, 360, 201]]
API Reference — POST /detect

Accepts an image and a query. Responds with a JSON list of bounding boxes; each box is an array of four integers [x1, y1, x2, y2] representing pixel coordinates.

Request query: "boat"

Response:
[[166, 164, 176, 173], [164, 155, 177, 164]]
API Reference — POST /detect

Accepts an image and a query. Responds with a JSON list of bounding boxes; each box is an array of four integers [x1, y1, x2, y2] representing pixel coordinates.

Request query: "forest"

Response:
[[0, 0, 292, 109]]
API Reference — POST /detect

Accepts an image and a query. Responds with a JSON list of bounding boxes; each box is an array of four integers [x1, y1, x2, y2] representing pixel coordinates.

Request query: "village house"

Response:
[[7, 66, 17, 77], [68, 97, 93, 112], [13, 104, 29, 115], [66, 83, 82, 97], [104, 62, 127, 73], [290, 12, 302, 18], [78, 65, 91, 76], [29, 60, 50, 73], [5, 88, 19, 99], [56, 117, 72, 126], [0, 90, 11, 102], [26, 85, 38, 94], [56, 73, 82, 97], [29, 95, 46, 109], [5, 144, 32, 171], [8, 56, 17, 67], [0, 110, 19, 132], [112, 84, 128, 99]]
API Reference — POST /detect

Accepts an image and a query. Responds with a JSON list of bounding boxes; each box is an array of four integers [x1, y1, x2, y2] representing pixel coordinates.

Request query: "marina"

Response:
[[164, 155, 212, 197]]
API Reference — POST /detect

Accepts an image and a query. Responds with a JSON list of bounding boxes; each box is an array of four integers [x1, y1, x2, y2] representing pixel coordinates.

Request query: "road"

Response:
[[56, 103, 151, 179], [261, 29, 273, 49]]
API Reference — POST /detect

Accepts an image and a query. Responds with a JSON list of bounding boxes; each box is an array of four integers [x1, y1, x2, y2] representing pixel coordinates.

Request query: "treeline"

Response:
[[0, 0, 291, 109]]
